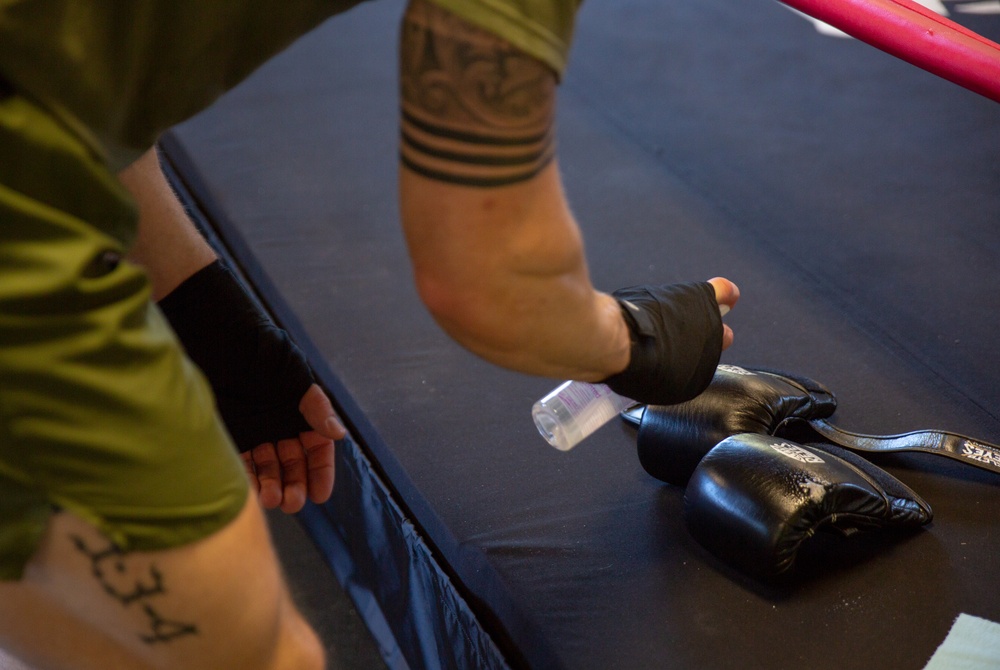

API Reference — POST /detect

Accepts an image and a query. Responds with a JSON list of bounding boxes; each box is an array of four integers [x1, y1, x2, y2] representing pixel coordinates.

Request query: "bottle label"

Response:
[[556, 383, 627, 439], [557, 382, 616, 414]]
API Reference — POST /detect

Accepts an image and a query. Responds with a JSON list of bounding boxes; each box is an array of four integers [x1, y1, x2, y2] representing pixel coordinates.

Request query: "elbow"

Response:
[[412, 264, 534, 368], [412, 267, 491, 345]]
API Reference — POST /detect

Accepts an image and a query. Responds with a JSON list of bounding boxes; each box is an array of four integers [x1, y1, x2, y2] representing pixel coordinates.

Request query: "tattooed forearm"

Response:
[[72, 534, 199, 644], [399, 0, 557, 187]]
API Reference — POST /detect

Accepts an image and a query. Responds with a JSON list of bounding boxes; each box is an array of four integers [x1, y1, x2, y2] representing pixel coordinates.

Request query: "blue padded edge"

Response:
[[300, 437, 510, 670]]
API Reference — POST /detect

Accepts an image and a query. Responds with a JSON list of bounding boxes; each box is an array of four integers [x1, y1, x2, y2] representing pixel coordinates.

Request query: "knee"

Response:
[[267, 612, 326, 670], [297, 625, 326, 670]]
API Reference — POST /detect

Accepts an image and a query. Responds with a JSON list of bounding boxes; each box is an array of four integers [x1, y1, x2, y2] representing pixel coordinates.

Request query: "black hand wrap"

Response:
[[601, 281, 723, 406], [158, 260, 314, 452]]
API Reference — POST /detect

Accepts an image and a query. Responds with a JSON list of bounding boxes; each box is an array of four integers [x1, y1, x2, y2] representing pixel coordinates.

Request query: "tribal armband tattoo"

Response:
[[399, 0, 557, 188]]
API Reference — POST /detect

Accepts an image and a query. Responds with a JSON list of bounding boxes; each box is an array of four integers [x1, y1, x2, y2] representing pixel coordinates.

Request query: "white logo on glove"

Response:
[[769, 441, 825, 464], [962, 440, 1000, 468], [622, 300, 641, 314], [719, 365, 754, 376]]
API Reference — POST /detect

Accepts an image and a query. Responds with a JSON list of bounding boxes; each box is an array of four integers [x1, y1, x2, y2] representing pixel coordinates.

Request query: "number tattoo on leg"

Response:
[[71, 534, 198, 644]]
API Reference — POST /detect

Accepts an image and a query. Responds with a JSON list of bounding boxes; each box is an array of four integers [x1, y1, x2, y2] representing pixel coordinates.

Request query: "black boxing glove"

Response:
[[601, 282, 723, 406], [635, 365, 836, 486], [683, 433, 932, 579], [158, 260, 314, 452]]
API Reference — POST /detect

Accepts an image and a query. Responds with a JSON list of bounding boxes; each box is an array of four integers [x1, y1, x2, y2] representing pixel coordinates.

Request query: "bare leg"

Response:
[[0, 496, 324, 670]]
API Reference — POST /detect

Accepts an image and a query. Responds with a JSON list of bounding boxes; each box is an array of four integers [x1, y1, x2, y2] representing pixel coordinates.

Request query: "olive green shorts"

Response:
[[0, 0, 372, 582], [0, 90, 248, 581]]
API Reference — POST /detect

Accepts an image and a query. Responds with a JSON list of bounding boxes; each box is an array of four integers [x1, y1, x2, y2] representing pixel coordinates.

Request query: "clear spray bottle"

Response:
[[531, 381, 634, 451], [532, 304, 729, 450]]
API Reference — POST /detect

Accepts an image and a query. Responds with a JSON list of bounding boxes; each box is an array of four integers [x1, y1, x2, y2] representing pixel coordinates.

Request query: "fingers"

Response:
[[707, 277, 739, 351], [276, 439, 308, 514], [240, 385, 342, 513], [299, 384, 346, 441], [244, 434, 337, 513], [248, 443, 283, 510], [301, 432, 336, 504], [721, 324, 734, 351]]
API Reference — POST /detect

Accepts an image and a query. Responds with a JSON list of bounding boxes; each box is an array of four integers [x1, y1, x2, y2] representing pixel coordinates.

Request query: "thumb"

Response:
[[707, 277, 740, 312], [299, 384, 347, 440]]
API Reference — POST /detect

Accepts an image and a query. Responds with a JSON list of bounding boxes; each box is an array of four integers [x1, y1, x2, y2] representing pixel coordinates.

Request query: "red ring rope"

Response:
[[779, 0, 1000, 102]]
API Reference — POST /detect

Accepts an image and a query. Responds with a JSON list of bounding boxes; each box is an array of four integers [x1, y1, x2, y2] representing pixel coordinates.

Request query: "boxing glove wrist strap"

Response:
[[808, 419, 1000, 475]]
